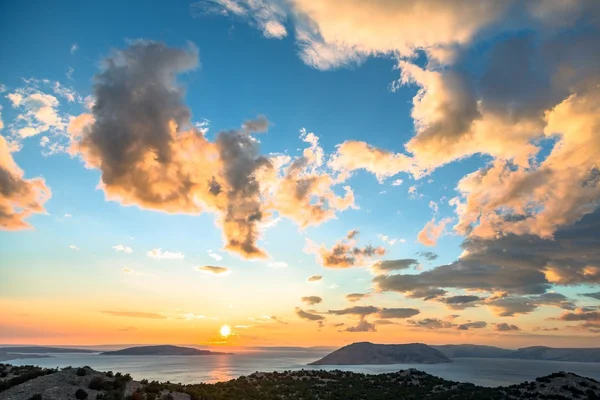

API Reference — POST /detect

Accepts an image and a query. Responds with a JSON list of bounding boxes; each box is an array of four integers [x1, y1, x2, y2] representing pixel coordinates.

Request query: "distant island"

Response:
[[309, 342, 452, 365], [2, 363, 599, 400], [433, 344, 600, 363], [100, 345, 232, 356]]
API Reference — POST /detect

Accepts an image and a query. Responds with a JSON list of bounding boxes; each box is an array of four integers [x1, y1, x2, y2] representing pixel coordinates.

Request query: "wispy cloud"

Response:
[[197, 265, 230, 275], [101, 310, 166, 319], [147, 248, 185, 260], [113, 244, 133, 253]]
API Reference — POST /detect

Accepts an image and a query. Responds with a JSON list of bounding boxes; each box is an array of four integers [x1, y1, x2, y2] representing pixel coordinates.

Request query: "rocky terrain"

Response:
[[309, 342, 452, 365], [2, 363, 600, 399], [100, 345, 231, 356]]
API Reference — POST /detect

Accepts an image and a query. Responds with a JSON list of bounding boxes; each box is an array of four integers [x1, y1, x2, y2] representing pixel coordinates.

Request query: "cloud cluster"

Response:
[[301, 296, 322, 305], [0, 136, 51, 230], [306, 229, 385, 268], [68, 41, 355, 259]]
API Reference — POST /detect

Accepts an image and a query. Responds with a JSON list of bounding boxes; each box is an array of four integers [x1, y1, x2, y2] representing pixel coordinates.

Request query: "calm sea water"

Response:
[[9, 351, 600, 387]]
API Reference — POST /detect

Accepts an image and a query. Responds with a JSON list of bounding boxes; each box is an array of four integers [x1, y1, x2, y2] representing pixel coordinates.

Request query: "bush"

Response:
[[88, 376, 105, 390], [75, 388, 89, 399], [28, 394, 43, 400], [76, 368, 87, 377], [105, 371, 114, 378]]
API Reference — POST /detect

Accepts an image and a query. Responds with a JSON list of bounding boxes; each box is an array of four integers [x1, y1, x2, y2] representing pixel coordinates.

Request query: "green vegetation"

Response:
[[0, 363, 58, 392]]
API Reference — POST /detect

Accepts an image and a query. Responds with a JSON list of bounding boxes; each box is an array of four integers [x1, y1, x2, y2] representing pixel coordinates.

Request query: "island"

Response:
[[100, 345, 232, 356], [433, 344, 600, 363], [0, 347, 96, 354], [309, 342, 452, 365], [2, 363, 599, 399]]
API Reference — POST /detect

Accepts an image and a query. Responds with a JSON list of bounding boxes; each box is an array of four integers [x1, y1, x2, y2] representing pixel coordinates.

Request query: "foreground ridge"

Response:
[[1, 364, 600, 400]]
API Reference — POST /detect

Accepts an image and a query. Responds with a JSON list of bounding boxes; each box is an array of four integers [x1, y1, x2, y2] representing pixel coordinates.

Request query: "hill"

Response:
[[100, 345, 232, 356], [2, 363, 599, 400], [309, 342, 452, 365], [433, 344, 516, 359], [433, 344, 600, 363]]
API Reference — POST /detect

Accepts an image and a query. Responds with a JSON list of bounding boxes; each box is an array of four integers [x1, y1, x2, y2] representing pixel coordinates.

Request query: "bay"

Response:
[[9, 351, 600, 387]]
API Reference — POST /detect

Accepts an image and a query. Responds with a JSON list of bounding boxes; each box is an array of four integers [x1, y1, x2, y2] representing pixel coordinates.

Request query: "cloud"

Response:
[[408, 318, 456, 330], [70, 43, 79, 54], [147, 248, 185, 260], [439, 295, 483, 310], [557, 309, 600, 322], [417, 217, 452, 246], [417, 251, 438, 261], [306, 229, 385, 268], [101, 311, 166, 319], [345, 293, 369, 302], [6, 86, 67, 138], [377, 234, 398, 246], [0, 136, 51, 230], [581, 292, 600, 301], [487, 293, 576, 317], [328, 306, 419, 319], [345, 319, 376, 333], [328, 141, 415, 182], [377, 308, 420, 319], [301, 296, 322, 305], [295, 308, 325, 321], [242, 115, 269, 133], [197, 265, 230, 275], [494, 323, 520, 332], [69, 245, 79, 250], [371, 259, 418, 274], [194, 0, 288, 40], [456, 321, 487, 330], [68, 42, 354, 259], [391, 179, 403, 186], [268, 261, 288, 268], [113, 244, 133, 253], [208, 250, 223, 261]]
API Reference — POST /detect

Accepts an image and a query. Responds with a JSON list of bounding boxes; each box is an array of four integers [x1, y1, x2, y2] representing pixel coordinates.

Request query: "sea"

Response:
[[8, 350, 600, 387]]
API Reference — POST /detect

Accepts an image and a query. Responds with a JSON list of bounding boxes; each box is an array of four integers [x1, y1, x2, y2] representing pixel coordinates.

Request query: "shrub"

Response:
[[28, 394, 43, 400], [76, 368, 87, 377], [75, 388, 89, 399], [88, 376, 105, 390], [105, 371, 114, 378]]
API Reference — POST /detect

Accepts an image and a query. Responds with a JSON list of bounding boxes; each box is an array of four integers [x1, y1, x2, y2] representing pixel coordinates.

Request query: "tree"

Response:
[[75, 389, 89, 399], [76, 368, 87, 377]]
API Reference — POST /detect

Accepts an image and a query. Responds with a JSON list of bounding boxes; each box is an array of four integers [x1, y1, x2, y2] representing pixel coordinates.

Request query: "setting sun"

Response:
[[220, 325, 231, 337]]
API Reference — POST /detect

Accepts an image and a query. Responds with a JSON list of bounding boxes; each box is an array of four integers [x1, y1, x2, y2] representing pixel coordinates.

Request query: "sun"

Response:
[[220, 325, 231, 337]]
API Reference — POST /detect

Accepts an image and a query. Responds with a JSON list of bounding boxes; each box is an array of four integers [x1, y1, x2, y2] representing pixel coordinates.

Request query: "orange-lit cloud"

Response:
[[0, 136, 51, 230], [306, 229, 386, 268]]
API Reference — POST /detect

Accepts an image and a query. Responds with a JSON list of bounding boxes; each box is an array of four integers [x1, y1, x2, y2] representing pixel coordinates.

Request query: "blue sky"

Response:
[[1, 0, 599, 346]]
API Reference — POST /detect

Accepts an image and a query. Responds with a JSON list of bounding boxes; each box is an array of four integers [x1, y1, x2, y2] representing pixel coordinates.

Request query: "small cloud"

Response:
[[197, 265, 230, 275], [208, 250, 223, 261], [301, 296, 323, 305], [66, 67, 75, 81], [328, 283, 339, 289], [69, 245, 79, 250], [295, 308, 325, 321], [70, 43, 79, 54], [456, 321, 487, 330], [346, 293, 369, 302], [493, 323, 520, 331], [417, 251, 438, 261], [117, 326, 137, 332], [306, 275, 322, 283], [113, 244, 133, 254], [268, 261, 288, 268], [147, 248, 184, 260], [63, 213, 72, 218], [346, 319, 376, 332], [377, 234, 398, 246], [181, 312, 205, 320], [378, 190, 387, 195], [102, 310, 166, 319], [391, 179, 403, 186]]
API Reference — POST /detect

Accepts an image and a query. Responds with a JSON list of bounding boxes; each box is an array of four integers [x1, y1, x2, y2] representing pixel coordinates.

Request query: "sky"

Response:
[[1, 0, 599, 348]]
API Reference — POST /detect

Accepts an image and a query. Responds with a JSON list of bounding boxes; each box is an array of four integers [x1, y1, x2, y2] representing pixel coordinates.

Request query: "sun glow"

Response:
[[220, 325, 231, 337]]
